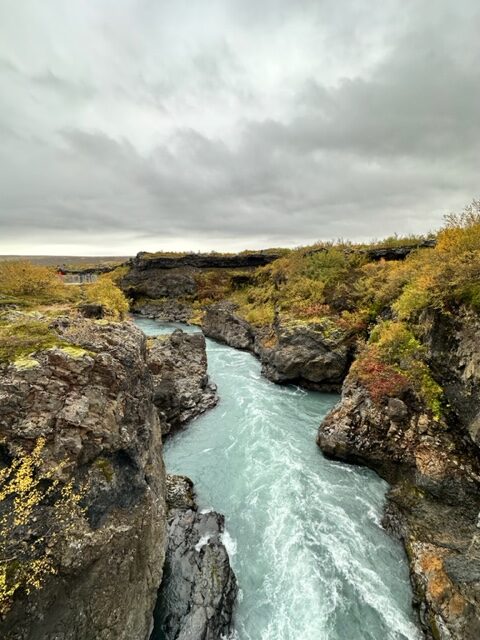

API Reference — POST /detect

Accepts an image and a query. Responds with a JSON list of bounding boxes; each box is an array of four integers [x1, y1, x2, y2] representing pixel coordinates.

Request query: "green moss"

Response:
[[57, 346, 91, 359], [0, 320, 65, 364], [94, 457, 114, 483], [13, 355, 40, 370]]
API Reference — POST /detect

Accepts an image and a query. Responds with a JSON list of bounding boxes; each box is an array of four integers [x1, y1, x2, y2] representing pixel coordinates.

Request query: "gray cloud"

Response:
[[0, 0, 478, 254]]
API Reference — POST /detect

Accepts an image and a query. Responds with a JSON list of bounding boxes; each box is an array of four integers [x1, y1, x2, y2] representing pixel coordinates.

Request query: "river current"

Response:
[[136, 317, 421, 640]]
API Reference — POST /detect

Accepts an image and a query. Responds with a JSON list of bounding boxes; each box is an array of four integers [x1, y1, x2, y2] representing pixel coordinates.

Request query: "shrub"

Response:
[[0, 261, 67, 304], [350, 345, 411, 403], [84, 276, 129, 319], [368, 321, 443, 418]]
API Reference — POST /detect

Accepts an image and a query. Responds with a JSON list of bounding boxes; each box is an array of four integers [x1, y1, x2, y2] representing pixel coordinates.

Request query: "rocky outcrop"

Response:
[[134, 299, 193, 323], [419, 308, 480, 448], [317, 309, 480, 639], [364, 239, 436, 261], [131, 251, 281, 271], [148, 329, 218, 435], [202, 302, 351, 390], [258, 320, 351, 391], [152, 475, 237, 640], [0, 318, 167, 640], [120, 251, 281, 302], [122, 266, 197, 299], [202, 302, 256, 351]]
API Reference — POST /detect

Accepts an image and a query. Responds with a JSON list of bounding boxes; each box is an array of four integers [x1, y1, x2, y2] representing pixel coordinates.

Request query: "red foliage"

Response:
[[351, 349, 410, 403]]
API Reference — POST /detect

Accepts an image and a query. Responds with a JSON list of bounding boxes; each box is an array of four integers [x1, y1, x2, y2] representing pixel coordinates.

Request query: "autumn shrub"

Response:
[[84, 276, 129, 319], [0, 438, 85, 614], [367, 321, 443, 417], [0, 261, 68, 305], [350, 345, 411, 403], [393, 200, 480, 318]]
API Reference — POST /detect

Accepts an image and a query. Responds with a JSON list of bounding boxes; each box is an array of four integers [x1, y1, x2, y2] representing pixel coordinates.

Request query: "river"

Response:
[[135, 317, 421, 640]]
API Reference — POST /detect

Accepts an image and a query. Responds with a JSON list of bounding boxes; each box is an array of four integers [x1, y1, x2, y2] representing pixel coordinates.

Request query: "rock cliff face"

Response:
[[202, 302, 256, 351], [202, 302, 351, 391], [0, 319, 167, 640], [148, 329, 218, 435], [258, 320, 351, 391], [317, 309, 480, 639], [120, 251, 281, 304], [152, 475, 237, 640]]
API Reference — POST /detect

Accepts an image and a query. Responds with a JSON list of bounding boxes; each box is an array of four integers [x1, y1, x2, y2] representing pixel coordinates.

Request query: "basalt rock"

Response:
[[202, 302, 351, 390], [133, 299, 193, 323], [258, 320, 351, 391], [419, 308, 480, 448], [120, 251, 281, 301], [122, 266, 197, 299], [147, 329, 218, 435], [0, 319, 167, 640], [152, 474, 237, 640], [317, 309, 480, 639], [202, 301, 256, 351]]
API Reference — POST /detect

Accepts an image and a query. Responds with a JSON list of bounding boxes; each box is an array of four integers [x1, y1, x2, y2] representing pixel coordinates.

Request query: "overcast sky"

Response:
[[0, 0, 478, 255]]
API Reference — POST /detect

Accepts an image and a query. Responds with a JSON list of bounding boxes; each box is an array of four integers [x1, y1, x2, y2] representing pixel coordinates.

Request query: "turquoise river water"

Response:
[[136, 317, 421, 640]]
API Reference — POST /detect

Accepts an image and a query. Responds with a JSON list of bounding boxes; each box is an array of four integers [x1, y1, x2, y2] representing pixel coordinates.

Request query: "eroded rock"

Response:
[[152, 475, 237, 640], [317, 315, 480, 640], [0, 319, 167, 640], [147, 329, 218, 435]]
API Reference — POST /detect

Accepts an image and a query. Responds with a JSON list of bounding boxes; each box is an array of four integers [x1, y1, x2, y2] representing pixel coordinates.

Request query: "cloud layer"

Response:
[[0, 0, 478, 254]]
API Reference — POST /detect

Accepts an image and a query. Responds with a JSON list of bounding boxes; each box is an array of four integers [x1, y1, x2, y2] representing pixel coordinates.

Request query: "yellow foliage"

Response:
[[0, 261, 68, 303], [0, 438, 85, 614], [84, 276, 129, 319]]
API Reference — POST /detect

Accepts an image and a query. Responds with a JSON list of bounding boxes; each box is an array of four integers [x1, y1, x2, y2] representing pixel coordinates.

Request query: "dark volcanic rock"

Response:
[[120, 251, 281, 301], [122, 266, 197, 299], [202, 302, 351, 390], [419, 308, 480, 448], [134, 299, 193, 323], [153, 475, 237, 640], [132, 251, 281, 270], [364, 239, 437, 261], [78, 302, 105, 318], [317, 311, 480, 640], [0, 319, 167, 640], [148, 329, 218, 435], [258, 320, 351, 391], [202, 301, 256, 351]]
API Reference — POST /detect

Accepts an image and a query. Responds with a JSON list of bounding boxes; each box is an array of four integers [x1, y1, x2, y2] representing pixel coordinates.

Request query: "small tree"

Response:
[[85, 276, 129, 319]]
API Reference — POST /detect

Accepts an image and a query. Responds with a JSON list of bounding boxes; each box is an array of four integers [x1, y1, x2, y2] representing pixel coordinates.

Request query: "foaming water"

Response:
[[136, 318, 421, 640]]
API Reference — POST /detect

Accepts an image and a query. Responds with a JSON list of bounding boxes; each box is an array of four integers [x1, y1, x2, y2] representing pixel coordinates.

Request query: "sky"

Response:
[[0, 0, 479, 255]]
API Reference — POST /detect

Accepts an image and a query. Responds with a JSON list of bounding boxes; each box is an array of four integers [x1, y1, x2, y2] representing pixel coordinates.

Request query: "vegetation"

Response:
[[352, 321, 443, 417], [83, 275, 129, 319], [0, 261, 77, 307], [0, 320, 66, 365], [0, 438, 85, 614]]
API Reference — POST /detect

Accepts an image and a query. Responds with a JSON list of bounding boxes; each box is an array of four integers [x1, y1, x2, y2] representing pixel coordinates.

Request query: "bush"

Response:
[[366, 321, 443, 418], [84, 276, 129, 319], [350, 346, 411, 403], [0, 261, 67, 304]]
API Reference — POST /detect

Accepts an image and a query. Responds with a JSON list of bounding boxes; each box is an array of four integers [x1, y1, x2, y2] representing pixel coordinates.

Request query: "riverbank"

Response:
[[138, 317, 422, 640]]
